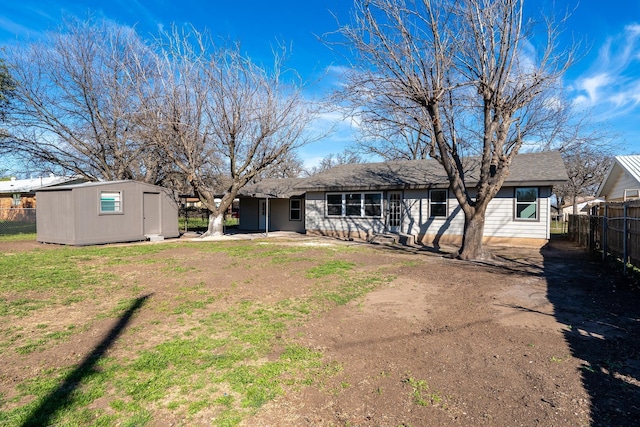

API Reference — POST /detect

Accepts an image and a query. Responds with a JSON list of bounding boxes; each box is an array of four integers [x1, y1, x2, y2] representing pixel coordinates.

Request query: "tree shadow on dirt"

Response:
[[20, 294, 152, 427], [542, 237, 640, 426]]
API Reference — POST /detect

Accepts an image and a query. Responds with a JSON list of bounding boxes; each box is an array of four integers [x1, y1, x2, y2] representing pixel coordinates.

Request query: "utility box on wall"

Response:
[[36, 180, 179, 246]]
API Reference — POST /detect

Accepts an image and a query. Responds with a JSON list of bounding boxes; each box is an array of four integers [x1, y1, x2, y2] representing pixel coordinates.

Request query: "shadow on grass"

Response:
[[21, 294, 152, 427], [543, 237, 640, 425]]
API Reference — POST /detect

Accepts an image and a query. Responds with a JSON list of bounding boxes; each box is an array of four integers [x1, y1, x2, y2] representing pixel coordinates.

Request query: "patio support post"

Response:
[[265, 195, 269, 237], [603, 204, 608, 262], [624, 203, 628, 276]]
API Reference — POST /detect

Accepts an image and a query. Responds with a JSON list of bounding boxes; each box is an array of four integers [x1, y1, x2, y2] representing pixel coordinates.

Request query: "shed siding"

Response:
[[606, 170, 640, 201], [37, 181, 178, 245], [36, 190, 75, 244]]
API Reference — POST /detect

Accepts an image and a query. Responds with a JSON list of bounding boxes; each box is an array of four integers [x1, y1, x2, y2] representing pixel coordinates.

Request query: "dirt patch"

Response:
[[2, 237, 640, 426], [246, 238, 640, 426]]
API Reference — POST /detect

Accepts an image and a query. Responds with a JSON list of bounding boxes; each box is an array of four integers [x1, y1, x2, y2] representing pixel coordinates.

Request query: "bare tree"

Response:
[[555, 146, 612, 214], [305, 149, 363, 175], [0, 55, 13, 123], [354, 97, 433, 160], [337, 0, 575, 259], [145, 28, 323, 236], [534, 98, 619, 214], [2, 16, 170, 183], [256, 151, 306, 179]]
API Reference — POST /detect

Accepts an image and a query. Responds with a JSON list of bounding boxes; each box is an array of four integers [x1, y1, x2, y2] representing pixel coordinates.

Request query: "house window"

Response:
[[430, 189, 448, 217], [326, 193, 383, 217], [327, 194, 343, 216], [515, 187, 538, 220], [364, 193, 382, 216], [290, 199, 302, 221], [11, 193, 21, 207], [100, 191, 122, 213], [345, 193, 362, 216]]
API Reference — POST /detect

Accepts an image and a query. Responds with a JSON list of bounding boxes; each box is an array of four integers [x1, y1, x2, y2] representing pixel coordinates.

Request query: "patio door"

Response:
[[388, 192, 402, 233]]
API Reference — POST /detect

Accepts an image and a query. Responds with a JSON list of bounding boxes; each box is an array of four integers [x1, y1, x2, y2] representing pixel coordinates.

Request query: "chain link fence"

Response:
[[179, 207, 210, 233], [0, 208, 37, 235]]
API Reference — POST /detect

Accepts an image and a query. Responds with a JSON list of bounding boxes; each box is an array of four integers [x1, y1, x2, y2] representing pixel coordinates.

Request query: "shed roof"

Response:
[[298, 151, 567, 192], [36, 180, 169, 192]]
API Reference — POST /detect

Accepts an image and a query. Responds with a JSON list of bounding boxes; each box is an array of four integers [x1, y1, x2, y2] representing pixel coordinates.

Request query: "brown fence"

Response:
[[569, 200, 640, 274]]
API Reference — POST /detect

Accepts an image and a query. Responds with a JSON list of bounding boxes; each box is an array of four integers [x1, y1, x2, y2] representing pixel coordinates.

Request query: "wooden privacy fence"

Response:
[[569, 200, 640, 275]]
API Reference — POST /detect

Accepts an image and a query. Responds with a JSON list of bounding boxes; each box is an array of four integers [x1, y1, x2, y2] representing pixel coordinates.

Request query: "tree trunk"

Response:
[[204, 212, 224, 237], [457, 208, 489, 260]]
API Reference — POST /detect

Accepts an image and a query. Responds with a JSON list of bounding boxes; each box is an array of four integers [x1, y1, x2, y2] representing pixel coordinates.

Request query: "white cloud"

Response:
[[569, 23, 640, 120], [573, 73, 613, 105]]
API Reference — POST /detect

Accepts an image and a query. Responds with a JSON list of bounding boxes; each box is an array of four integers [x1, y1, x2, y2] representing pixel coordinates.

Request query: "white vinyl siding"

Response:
[[402, 187, 551, 241], [484, 187, 550, 239], [306, 191, 386, 235], [607, 171, 640, 201], [307, 187, 552, 242]]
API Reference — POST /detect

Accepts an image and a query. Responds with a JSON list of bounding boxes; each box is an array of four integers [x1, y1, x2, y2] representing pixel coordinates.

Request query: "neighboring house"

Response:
[[238, 151, 567, 248], [561, 196, 604, 220], [36, 180, 179, 245], [597, 155, 640, 201], [0, 174, 86, 220]]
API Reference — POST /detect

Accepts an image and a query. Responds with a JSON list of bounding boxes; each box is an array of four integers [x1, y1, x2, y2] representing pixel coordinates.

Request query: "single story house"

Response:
[[597, 155, 640, 201], [36, 180, 179, 245], [561, 196, 604, 219], [0, 174, 86, 220], [238, 151, 567, 248]]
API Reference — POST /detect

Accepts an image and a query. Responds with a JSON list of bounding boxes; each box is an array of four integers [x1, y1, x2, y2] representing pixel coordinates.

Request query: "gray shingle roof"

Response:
[[237, 151, 566, 197], [239, 178, 307, 198], [297, 151, 567, 191]]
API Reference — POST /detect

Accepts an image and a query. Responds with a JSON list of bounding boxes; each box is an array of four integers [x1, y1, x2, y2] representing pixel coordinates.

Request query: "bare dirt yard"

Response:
[[1, 235, 639, 426]]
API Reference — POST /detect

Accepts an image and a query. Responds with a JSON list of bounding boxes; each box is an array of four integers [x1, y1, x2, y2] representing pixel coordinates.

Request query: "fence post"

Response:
[[623, 203, 628, 276], [603, 204, 608, 262]]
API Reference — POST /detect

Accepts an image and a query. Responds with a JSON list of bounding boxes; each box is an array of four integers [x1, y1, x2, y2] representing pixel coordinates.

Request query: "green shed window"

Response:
[[100, 191, 122, 213]]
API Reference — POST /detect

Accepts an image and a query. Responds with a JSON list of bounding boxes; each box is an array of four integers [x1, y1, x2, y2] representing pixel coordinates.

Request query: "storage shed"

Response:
[[36, 180, 179, 245]]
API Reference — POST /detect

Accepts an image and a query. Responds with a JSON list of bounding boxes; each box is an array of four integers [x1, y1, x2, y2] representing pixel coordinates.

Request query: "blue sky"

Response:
[[1, 0, 640, 169]]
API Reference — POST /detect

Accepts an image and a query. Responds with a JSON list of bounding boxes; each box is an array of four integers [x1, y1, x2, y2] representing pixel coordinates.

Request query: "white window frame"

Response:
[[514, 187, 539, 221], [289, 198, 302, 221], [100, 190, 123, 214], [326, 192, 383, 218], [429, 189, 448, 218], [11, 193, 21, 207]]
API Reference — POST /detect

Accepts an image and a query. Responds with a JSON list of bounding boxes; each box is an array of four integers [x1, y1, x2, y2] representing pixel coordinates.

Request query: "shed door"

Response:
[[143, 192, 161, 235]]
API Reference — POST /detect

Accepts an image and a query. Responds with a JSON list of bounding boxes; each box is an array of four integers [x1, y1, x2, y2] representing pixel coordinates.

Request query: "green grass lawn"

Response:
[[0, 237, 391, 426]]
